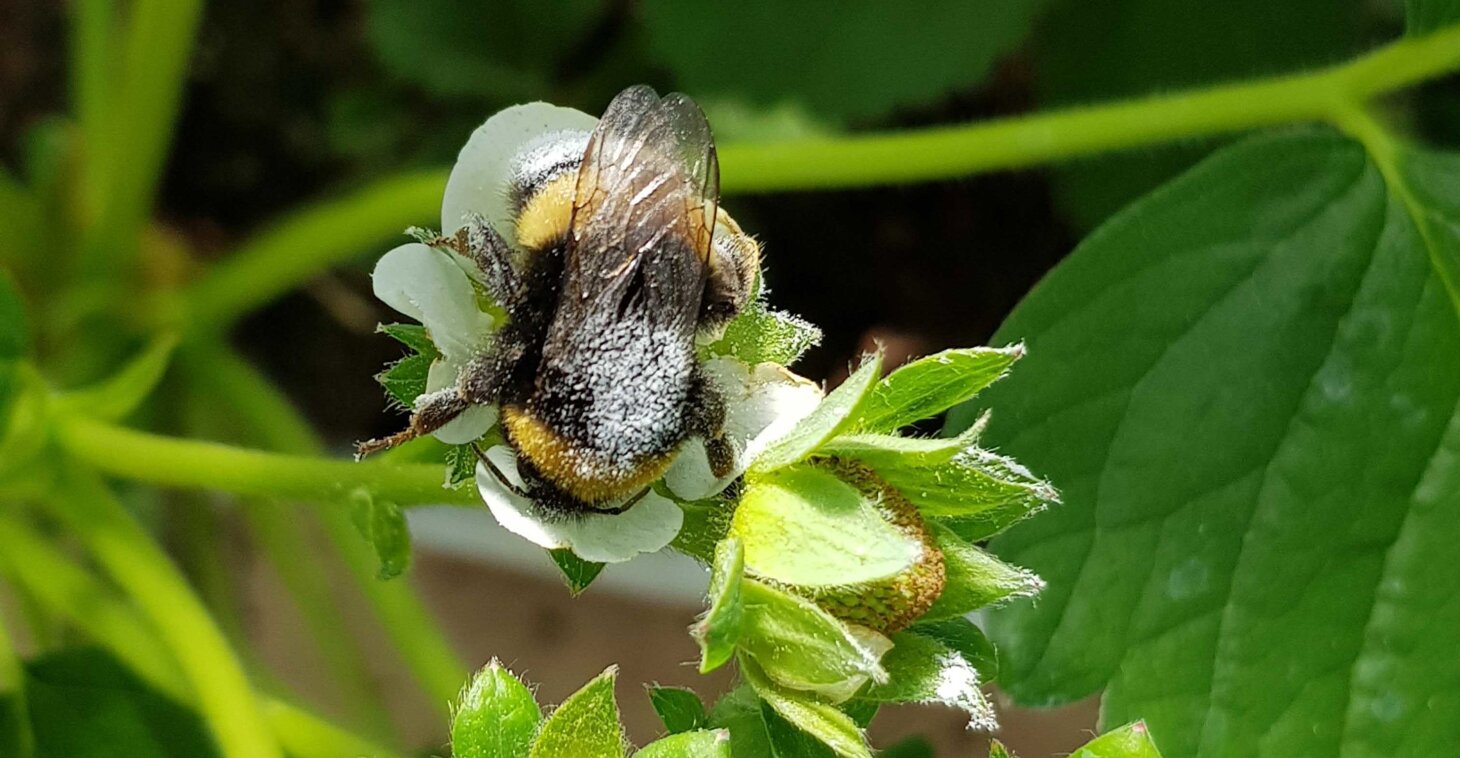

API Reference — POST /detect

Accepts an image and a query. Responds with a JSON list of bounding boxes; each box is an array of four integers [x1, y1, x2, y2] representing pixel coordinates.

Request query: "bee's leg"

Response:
[[698, 222, 760, 333], [686, 366, 735, 479], [355, 389, 470, 458], [460, 213, 523, 310]]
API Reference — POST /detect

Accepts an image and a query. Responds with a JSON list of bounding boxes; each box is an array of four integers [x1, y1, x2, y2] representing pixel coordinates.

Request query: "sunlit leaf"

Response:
[[711, 303, 822, 366], [733, 466, 919, 587], [856, 346, 1023, 432], [453, 660, 542, 758], [906, 617, 999, 682], [529, 667, 625, 758], [860, 629, 996, 731], [1071, 721, 1164, 758], [694, 537, 745, 673], [634, 729, 730, 758]]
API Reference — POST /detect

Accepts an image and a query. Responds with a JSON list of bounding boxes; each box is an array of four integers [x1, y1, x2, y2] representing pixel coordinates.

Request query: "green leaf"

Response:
[[906, 617, 999, 682], [883, 448, 1057, 529], [529, 666, 625, 758], [349, 490, 411, 580], [634, 729, 731, 758], [711, 303, 822, 366], [693, 537, 745, 673], [1407, 0, 1460, 34], [23, 647, 218, 757], [860, 628, 996, 731], [857, 346, 1023, 432], [646, 686, 706, 734], [641, 0, 1043, 121], [379, 322, 440, 357], [1070, 721, 1164, 758], [741, 655, 871, 758], [364, 0, 602, 100], [706, 686, 774, 758], [1034, 0, 1367, 228], [923, 522, 1043, 620], [453, 660, 542, 758], [739, 579, 887, 698], [733, 466, 919, 587], [956, 131, 1460, 756], [549, 548, 605, 596], [376, 352, 434, 407], [751, 353, 882, 475]]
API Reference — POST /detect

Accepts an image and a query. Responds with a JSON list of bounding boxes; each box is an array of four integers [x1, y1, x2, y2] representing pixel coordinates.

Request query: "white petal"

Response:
[[372, 243, 493, 363], [663, 358, 823, 501], [441, 103, 597, 243], [475, 446, 683, 563], [420, 362, 497, 444]]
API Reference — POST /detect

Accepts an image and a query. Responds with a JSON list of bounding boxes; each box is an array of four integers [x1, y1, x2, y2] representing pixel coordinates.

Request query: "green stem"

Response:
[[68, 0, 117, 235], [0, 597, 35, 757], [79, 0, 205, 276], [45, 472, 282, 758], [0, 512, 401, 758], [56, 414, 477, 508], [188, 345, 468, 709], [172, 24, 1460, 333]]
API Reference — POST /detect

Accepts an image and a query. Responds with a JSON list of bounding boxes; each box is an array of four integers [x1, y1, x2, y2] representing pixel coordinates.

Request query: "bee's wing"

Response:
[[553, 85, 719, 335]]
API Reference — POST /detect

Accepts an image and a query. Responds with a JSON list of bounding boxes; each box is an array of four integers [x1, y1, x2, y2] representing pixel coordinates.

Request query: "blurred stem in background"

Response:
[[172, 23, 1460, 335]]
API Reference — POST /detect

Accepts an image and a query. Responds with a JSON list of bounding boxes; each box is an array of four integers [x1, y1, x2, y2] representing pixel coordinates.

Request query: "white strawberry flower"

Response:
[[372, 100, 824, 562]]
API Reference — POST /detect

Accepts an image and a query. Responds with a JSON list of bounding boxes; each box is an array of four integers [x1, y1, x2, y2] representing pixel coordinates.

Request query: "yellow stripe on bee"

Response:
[[502, 405, 677, 505], [514, 172, 578, 252]]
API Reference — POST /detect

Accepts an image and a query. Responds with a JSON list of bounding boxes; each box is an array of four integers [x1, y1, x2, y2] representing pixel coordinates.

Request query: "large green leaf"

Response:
[[22, 647, 218, 757], [1033, 0, 1367, 228], [953, 129, 1460, 756], [1408, 0, 1460, 33], [641, 0, 1044, 121], [453, 660, 542, 758]]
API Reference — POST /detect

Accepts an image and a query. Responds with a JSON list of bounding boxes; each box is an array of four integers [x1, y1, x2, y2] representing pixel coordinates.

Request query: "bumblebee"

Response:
[[359, 85, 760, 515]]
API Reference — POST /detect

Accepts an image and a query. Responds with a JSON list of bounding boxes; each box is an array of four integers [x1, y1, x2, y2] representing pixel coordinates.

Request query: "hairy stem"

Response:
[[174, 24, 1460, 332]]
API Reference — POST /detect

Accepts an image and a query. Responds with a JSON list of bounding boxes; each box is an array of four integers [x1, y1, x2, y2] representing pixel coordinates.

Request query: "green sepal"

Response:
[[740, 655, 871, 758], [646, 686, 707, 734], [732, 466, 920, 587], [739, 579, 888, 700], [549, 549, 605, 596], [816, 431, 972, 470], [1071, 721, 1164, 757], [529, 666, 625, 758], [906, 616, 998, 682], [990, 739, 1018, 758], [859, 627, 997, 731], [443, 444, 478, 489], [694, 537, 745, 673], [378, 322, 440, 356], [878, 447, 1057, 527], [452, 659, 542, 758], [751, 353, 883, 475], [376, 352, 434, 408], [711, 302, 822, 366], [706, 686, 774, 758], [349, 490, 411, 580], [922, 522, 1043, 620], [856, 345, 1023, 432], [633, 729, 731, 758]]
